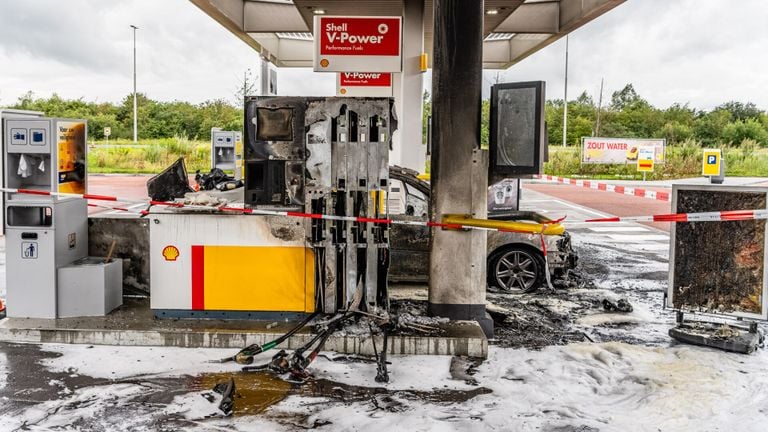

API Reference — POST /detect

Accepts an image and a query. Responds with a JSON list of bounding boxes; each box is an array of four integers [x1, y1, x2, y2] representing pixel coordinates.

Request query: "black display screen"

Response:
[[489, 81, 545, 176]]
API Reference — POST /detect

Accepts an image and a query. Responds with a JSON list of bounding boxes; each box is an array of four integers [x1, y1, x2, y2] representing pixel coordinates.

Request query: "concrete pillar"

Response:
[[390, 0, 426, 173], [429, 0, 492, 336]]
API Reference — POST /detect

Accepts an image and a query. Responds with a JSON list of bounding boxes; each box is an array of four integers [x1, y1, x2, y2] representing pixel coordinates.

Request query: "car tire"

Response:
[[487, 246, 545, 293]]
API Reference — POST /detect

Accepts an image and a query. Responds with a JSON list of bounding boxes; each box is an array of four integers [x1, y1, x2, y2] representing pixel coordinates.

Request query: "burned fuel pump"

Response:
[[244, 96, 395, 315]]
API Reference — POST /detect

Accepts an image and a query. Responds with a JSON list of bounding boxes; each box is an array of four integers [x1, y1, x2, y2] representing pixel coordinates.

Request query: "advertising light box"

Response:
[[581, 137, 666, 164], [314, 16, 402, 73], [489, 81, 546, 177], [336, 72, 393, 97]]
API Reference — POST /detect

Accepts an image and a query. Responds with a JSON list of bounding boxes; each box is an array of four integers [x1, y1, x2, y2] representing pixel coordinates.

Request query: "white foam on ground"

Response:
[[40, 344, 245, 379], [1, 383, 151, 431], [312, 353, 472, 391], [228, 342, 768, 432]]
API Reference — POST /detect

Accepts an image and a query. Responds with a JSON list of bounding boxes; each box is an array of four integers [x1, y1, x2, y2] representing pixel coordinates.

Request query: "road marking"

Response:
[[588, 227, 649, 233], [547, 199, 612, 218], [605, 234, 670, 242]]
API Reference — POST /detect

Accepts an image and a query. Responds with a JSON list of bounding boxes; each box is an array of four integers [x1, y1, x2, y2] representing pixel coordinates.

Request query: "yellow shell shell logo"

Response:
[[340, 88, 347, 95], [162, 245, 180, 261], [320, 59, 330, 68]]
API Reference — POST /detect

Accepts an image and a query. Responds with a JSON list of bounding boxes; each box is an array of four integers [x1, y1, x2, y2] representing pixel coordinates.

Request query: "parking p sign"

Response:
[[702, 149, 722, 176]]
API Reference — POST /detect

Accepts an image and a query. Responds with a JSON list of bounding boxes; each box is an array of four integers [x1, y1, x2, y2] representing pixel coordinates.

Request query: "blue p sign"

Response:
[[707, 155, 717, 164]]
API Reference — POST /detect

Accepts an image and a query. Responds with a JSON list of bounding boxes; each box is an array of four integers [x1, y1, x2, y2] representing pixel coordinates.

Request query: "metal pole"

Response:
[[562, 35, 569, 147], [595, 77, 604, 136], [131, 25, 138, 143]]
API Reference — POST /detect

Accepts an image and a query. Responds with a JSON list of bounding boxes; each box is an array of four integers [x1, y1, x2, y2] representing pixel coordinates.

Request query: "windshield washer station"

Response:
[[3, 118, 122, 319]]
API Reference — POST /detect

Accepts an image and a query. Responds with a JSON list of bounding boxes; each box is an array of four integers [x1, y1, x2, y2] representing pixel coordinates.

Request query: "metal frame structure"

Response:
[[668, 184, 768, 320]]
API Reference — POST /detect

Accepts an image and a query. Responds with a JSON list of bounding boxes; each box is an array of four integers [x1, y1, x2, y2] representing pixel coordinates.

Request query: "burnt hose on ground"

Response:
[[217, 311, 321, 364]]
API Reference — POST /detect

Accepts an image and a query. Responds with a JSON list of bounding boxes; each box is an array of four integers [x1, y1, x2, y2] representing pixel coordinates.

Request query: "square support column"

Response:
[[428, 0, 492, 336]]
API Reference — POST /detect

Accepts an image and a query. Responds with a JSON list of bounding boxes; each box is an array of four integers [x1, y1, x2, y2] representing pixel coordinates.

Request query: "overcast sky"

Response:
[[0, 0, 766, 110]]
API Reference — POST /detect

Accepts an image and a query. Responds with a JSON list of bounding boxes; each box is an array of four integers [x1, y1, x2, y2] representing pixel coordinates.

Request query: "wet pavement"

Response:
[[1, 185, 766, 430], [0, 341, 493, 430]]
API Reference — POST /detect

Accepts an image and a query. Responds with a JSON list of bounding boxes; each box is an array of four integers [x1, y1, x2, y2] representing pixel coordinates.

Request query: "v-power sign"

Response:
[[314, 16, 402, 73]]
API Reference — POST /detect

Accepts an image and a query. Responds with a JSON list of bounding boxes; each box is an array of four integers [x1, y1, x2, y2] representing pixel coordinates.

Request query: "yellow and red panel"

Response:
[[190, 245, 315, 312]]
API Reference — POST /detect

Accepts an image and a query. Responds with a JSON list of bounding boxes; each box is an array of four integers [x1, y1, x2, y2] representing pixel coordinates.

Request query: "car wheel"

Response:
[[488, 246, 544, 293]]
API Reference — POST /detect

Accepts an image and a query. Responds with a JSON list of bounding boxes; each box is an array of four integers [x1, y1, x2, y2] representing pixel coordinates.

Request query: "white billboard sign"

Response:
[[313, 16, 402, 73], [581, 137, 666, 164]]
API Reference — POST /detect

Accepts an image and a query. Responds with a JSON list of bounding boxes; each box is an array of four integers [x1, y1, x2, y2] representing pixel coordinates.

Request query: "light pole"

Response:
[[562, 34, 569, 147], [130, 25, 139, 143]]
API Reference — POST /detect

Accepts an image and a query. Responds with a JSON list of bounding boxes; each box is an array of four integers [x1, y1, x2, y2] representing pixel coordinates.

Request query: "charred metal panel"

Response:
[[88, 216, 150, 294], [669, 185, 768, 319]]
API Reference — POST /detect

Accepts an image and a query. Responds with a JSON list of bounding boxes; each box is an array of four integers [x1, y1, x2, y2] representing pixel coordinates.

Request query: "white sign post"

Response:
[[104, 126, 111, 145], [313, 16, 402, 73]]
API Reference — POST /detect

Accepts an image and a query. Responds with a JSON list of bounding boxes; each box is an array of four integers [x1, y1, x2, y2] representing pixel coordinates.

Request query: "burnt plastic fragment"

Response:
[[146, 158, 194, 202]]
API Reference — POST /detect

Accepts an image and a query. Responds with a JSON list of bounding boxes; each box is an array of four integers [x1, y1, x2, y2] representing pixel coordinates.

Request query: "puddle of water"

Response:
[[189, 369, 493, 417], [188, 371, 293, 415]]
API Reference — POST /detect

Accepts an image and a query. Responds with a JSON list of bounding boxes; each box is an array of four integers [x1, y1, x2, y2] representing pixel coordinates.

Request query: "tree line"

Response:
[[546, 84, 768, 148], [8, 84, 768, 149], [8, 92, 241, 140], [423, 84, 768, 150]]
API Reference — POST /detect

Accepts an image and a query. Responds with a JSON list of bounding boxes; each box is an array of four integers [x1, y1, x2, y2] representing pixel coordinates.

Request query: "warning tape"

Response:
[[5, 187, 767, 233], [534, 175, 670, 202], [1, 187, 553, 235], [583, 209, 768, 223], [1, 187, 148, 205]]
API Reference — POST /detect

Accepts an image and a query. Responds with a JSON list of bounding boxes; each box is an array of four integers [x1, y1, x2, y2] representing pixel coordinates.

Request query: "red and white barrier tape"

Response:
[[2, 187, 554, 235], [5, 187, 767, 233], [1, 187, 148, 205], [534, 175, 670, 202], [583, 209, 768, 223]]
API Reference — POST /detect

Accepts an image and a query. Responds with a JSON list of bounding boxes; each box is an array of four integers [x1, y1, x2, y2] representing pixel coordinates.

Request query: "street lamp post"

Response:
[[130, 25, 139, 143], [562, 34, 569, 147]]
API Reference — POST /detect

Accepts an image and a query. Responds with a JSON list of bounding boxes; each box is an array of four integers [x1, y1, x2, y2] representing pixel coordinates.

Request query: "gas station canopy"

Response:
[[189, 0, 624, 69]]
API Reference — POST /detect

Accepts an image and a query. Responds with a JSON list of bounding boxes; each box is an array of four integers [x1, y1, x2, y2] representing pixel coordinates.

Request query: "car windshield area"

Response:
[[388, 178, 428, 218]]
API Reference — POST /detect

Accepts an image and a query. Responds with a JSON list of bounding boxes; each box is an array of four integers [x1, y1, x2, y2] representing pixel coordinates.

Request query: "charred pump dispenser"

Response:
[[244, 97, 395, 314]]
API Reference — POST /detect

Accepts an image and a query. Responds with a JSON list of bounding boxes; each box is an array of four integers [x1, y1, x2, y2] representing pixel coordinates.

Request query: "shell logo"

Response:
[[320, 59, 330, 68], [162, 245, 180, 262], [340, 88, 347, 95]]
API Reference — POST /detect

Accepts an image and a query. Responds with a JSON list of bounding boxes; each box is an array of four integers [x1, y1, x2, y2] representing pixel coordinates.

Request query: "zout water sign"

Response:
[[314, 16, 402, 73]]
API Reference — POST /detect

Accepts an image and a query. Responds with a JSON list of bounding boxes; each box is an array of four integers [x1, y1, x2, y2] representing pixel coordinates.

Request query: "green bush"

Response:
[[722, 119, 768, 147]]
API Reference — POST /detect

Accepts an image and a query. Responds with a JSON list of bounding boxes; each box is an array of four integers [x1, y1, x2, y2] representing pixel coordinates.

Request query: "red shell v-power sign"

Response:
[[314, 16, 402, 73]]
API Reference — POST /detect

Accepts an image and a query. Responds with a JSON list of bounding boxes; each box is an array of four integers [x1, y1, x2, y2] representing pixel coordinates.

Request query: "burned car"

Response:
[[388, 166, 577, 292]]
